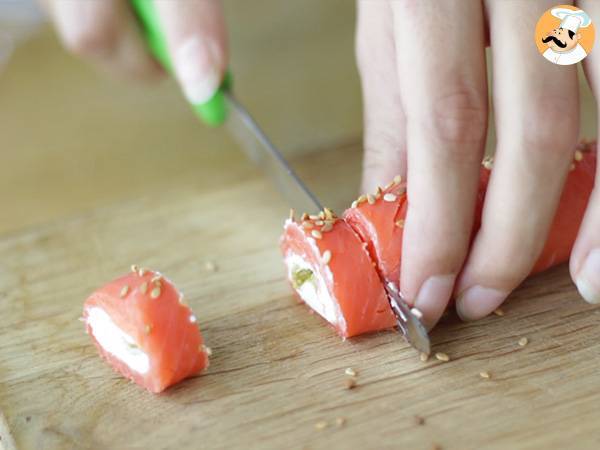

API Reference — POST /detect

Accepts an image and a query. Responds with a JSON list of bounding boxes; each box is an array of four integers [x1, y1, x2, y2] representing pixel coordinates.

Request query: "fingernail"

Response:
[[575, 248, 600, 304], [456, 286, 508, 321], [414, 274, 456, 330], [173, 37, 221, 104]]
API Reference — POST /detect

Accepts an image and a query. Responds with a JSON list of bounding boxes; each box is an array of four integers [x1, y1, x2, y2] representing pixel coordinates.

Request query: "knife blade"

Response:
[[224, 92, 323, 214]]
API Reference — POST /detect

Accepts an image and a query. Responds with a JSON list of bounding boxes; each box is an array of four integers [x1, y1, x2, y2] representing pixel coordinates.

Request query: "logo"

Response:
[[535, 5, 595, 66]]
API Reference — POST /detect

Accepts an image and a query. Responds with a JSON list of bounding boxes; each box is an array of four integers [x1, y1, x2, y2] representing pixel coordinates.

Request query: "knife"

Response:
[[130, 0, 430, 354]]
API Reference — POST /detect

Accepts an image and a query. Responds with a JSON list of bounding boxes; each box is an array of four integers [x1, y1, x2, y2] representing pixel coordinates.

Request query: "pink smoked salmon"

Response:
[[281, 142, 597, 338], [83, 266, 210, 393]]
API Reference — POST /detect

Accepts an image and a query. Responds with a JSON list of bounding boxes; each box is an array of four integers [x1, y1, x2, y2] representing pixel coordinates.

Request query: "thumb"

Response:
[[154, 0, 228, 104]]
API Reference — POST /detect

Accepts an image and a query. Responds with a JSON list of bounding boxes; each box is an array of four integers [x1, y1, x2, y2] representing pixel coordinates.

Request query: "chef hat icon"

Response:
[[551, 8, 592, 33]]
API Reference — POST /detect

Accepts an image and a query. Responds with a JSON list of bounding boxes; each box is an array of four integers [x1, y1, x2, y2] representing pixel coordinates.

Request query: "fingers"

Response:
[[154, 0, 228, 104], [45, 0, 163, 79], [572, 0, 600, 304], [390, 1, 488, 328], [456, 0, 580, 320], [356, 0, 406, 193]]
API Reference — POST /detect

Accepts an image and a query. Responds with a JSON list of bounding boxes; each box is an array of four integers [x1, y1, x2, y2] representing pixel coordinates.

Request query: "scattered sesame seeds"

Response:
[[367, 194, 375, 205], [335, 417, 346, 427], [205, 261, 218, 272], [479, 371, 491, 379], [411, 308, 423, 320], [315, 421, 328, 430], [414, 415, 426, 426], [395, 219, 405, 228], [289, 208, 295, 220], [189, 315, 197, 323], [383, 193, 397, 202], [493, 308, 505, 317], [144, 324, 152, 335], [420, 352, 429, 362], [138, 268, 147, 277], [394, 175, 402, 184], [345, 367, 356, 377], [322, 250, 332, 264], [321, 223, 333, 233], [150, 287, 161, 299], [311, 230, 323, 239], [435, 352, 450, 362], [302, 221, 313, 229], [345, 378, 357, 390], [518, 337, 529, 347], [119, 285, 129, 298], [130, 264, 139, 273], [139, 282, 148, 294], [574, 150, 583, 161]]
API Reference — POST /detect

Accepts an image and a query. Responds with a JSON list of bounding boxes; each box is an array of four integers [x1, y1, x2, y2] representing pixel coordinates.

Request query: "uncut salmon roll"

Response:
[[83, 267, 211, 393], [280, 210, 395, 338]]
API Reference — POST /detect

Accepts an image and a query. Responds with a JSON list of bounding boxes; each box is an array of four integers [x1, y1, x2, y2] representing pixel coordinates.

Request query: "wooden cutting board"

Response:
[[2, 143, 600, 450]]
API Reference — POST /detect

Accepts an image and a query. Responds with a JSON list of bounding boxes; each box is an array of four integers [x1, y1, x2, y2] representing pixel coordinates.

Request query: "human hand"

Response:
[[42, 0, 228, 104], [356, 0, 593, 328]]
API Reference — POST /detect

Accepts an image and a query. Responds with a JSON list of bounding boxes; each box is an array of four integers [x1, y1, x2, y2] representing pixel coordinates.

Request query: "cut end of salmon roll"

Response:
[[280, 212, 395, 338], [83, 267, 210, 393]]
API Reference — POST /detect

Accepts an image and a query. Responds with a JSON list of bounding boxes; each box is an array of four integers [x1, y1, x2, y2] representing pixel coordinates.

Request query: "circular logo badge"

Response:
[[535, 5, 595, 65]]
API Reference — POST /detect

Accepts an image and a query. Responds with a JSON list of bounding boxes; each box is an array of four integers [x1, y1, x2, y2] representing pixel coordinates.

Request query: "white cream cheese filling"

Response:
[[87, 307, 150, 374]]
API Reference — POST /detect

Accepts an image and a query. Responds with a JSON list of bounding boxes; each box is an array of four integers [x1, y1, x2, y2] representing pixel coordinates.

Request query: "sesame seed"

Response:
[[311, 230, 322, 239], [357, 194, 367, 205], [315, 421, 328, 430], [384, 180, 395, 190], [345, 378, 357, 390], [138, 268, 146, 277], [493, 308, 504, 317], [367, 194, 375, 205], [482, 156, 494, 170], [144, 324, 152, 335], [319, 211, 326, 220], [574, 150, 583, 161], [189, 315, 197, 323], [344, 367, 356, 377], [411, 307, 423, 320], [570, 162, 576, 171], [150, 287, 161, 299], [151, 275, 162, 284], [139, 282, 148, 294], [420, 352, 429, 362], [394, 175, 402, 184], [322, 250, 332, 264], [518, 337, 529, 347], [321, 223, 333, 233], [435, 352, 450, 362], [119, 285, 129, 298], [202, 345, 212, 356], [395, 219, 405, 228], [302, 221, 313, 229], [301, 213, 309, 221], [376, 187, 383, 196], [414, 415, 425, 426], [351, 201, 358, 208], [309, 214, 319, 220], [324, 207, 334, 220], [383, 193, 397, 202], [335, 417, 346, 427], [130, 264, 139, 273], [289, 208, 295, 220], [479, 371, 491, 379]]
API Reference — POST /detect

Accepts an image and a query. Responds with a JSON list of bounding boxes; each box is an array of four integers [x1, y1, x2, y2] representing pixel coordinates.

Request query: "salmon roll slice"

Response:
[[83, 267, 210, 393], [280, 213, 395, 338]]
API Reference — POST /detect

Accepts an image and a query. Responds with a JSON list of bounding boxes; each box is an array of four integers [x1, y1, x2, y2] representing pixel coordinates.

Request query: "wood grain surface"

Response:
[[1, 2, 600, 449]]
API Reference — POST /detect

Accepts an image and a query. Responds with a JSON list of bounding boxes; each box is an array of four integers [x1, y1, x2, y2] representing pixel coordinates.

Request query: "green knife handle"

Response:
[[130, 0, 230, 126]]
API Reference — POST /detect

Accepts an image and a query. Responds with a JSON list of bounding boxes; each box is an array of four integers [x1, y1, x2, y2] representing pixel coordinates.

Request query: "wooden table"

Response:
[[1, 3, 599, 449]]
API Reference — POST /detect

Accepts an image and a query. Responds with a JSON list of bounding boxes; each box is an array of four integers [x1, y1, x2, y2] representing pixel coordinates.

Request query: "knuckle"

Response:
[[427, 87, 488, 147]]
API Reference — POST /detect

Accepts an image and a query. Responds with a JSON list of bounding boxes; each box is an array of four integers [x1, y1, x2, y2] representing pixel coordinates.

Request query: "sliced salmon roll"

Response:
[[83, 267, 210, 393], [280, 210, 395, 338]]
